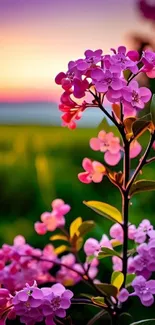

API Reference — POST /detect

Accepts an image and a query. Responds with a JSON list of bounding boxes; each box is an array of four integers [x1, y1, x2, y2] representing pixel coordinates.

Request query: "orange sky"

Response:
[[0, 0, 153, 103]]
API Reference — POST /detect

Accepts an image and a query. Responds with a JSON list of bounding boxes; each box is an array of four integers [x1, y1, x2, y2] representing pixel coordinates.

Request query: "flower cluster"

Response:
[[0, 282, 73, 325], [78, 130, 142, 180], [35, 199, 71, 235], [55, 46, 153, 128], [0, 236, 57, 294]]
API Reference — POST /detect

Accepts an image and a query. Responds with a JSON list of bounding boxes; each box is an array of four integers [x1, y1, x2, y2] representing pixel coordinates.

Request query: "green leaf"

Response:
[[132, 113, 152, 139], [87, 310, 108, 325], [78, 221, 95, 237], [83, 201, 122, 224], [91, 296, 107, 307], [86, 255, 95, 263], [80, 293, 93, 299], [125, 274, 136, 288], [98, 247, 121, 259], [111, 271, 124, 290], [98, 117, 120, 136], [49, 234, 68, 242], [130, 180, 155, 197], [130, 320, 155, 325], [150, 94, 155, 125], [95, 283, 118, 298]]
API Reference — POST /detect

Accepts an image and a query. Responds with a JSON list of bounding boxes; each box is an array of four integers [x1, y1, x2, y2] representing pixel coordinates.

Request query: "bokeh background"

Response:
[[1, 0, 155, 323]]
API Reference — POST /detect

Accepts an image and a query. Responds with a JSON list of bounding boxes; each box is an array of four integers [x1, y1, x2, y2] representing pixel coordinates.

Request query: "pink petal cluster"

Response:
[[0, 236, 56, 294], [35, 199, 71, 235], [78, 158, 106, 184], [55, 46, 154, 128], [90, 131, 122, 166], [56, 253, 98, 285], [84, 234, 112, 257], [110, 223, 136, 243]]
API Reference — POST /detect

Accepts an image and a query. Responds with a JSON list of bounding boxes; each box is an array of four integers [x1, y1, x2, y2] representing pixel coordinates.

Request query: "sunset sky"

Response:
[[0, 0, 152, 103]]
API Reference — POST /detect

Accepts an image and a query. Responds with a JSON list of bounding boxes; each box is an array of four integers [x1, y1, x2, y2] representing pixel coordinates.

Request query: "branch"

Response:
[[87, 310, 108, 325], [127, 133, 155, 192], [122, 140, 130, 287], [145, 156, 155, 165]]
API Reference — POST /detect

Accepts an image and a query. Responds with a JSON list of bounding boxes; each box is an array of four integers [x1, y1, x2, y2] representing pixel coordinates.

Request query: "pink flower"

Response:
[[84, 238, 100, 256], [100, 235, 112, 249], [35, 199, 71, 234], [130, 140, 142, 159], [34, 222, 47, 235], [90, 131, 122, 166], [78, 158, 106, 184], [110, 223, 136, 243], [152, 141, 155, 150]]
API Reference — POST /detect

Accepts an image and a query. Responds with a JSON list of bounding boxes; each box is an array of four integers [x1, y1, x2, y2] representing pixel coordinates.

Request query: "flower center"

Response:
[[132, 91, 139, 103], [51, 296, 61, 311], [67, 71, 75, 81]]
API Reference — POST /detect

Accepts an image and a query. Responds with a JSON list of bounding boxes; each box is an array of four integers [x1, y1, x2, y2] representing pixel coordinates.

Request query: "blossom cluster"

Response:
[[0, 235, 57, 294], [77, 130, 142, 178], [55, 46, 154, 128], [84, 219, 155, 306], [0, 281, 73, 325], [34, 199, 71, 235]]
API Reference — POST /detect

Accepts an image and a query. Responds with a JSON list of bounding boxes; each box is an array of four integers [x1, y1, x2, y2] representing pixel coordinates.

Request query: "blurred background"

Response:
[[1, 1, 155, 321]]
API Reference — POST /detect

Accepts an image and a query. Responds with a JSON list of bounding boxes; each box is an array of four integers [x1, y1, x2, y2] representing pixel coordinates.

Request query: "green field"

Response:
[[0, 124, 155, 247]]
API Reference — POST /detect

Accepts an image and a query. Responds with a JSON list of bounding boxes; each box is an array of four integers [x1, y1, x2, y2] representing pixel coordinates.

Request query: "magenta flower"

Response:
[[142, 50, 155, 78], [91, 68, 123, 93], [134, 219, 155, 243], [110, 46, 139, 74], [148, 239, 155, 258], [122, 80, 152, 112], [131, 275, 155, 306], [90, 131, 122, 166], [132, 243, 155, 279], [41, 283, 73, 325], [13, 282, 43, 307], [78, 158, 106, 184], [137, 0, 155, 22], [76, 49, 103, 71], [59, 92, 87, 129]]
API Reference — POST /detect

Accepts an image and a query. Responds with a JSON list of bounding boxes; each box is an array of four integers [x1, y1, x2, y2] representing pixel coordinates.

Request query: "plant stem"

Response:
[[122, 140, 130, 287], [127, 133, 155, 192]]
